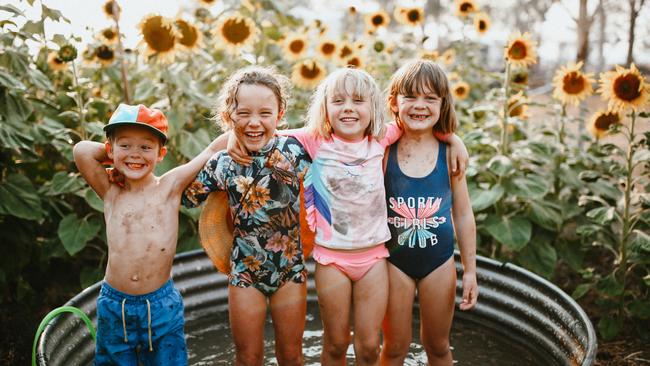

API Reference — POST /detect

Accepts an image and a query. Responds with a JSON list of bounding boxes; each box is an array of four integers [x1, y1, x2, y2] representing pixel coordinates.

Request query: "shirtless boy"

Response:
[[73, 104, 222, 365]]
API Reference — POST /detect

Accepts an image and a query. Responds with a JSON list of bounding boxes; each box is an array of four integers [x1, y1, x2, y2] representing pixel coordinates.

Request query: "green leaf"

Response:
[[598, 274, 624, 297], [0, 174, 42, 220], [21, 20, 44, 36], [47, 172, 86, 196], [469, 184, 504, 211], [506, 175, 549, 199], [83, 188, 104, 212], [586, 206, 616, 225], [516, 236, 557, 278], [579, 170, 600, 182], [598, 316, 621, 341], [57, 213, 101, 255], [178, 129, 211, 160], [0, 91, 33, 124], [528, 200, 562, 231], [572, 283, 592, 300], [559, 163, 582, 188], [484, 215, 532, 250], [628, 300, 650, 319], [41, 4, 69, 23], [27, 68, 53, 91], [0, 4, 25, 16], [80, 266, 104, 289], [0, 69, 26, 90], [133, 79, 158, 102], [630, 230, 650, 253], [487, 155, 515, 177]]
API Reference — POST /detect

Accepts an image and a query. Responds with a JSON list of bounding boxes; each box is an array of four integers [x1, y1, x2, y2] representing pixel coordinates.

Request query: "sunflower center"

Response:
[[103, 29, 116, 39], [289, 40, 305, 54], [340, 46, 352, 59], [176, 21, 198, 47], [372, 15, 384, 26], [347, 57, 360, 68], [562, 72, 586, 94], [143, 17, 175, 52], [478, 20, 487, 30], [301, 63, 321, 79], [321, 43, 335, 55], [460, 3, 474, 12], [613, 74, 642, 101], [222, 18, 251, 44], [96, 46, 114, 60], [508, 41, 527, 60], [456, 86, 466, 94], [407, 10, 420, 22], [594, 112, 620, 131], [513, 73, 527, 84], [508, 98, 524, 117]]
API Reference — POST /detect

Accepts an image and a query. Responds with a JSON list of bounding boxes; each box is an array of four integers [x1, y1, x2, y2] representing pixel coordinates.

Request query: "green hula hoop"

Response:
[[32, 306, 96, 366]]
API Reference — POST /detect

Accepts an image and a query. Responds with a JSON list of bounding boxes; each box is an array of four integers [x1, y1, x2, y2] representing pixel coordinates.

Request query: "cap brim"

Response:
[[199, 190, 234, 274], [104, 122, 167, 144]]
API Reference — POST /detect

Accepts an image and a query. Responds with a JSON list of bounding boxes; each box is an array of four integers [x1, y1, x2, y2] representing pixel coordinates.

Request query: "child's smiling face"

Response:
[[391, 87, 442, 134], [229, 83, 282, 152], [326, 89, 371, 141], [107, 126, 166, 182]]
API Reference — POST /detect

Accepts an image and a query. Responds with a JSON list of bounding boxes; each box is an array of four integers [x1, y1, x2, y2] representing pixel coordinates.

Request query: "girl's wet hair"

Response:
[[215, 66, 291, 130], [306, 67, 386, 139], [387, 59, 458, 134]]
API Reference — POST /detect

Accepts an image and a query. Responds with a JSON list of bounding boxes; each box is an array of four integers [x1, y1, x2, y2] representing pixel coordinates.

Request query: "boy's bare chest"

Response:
[[105, 192, 176, 234]]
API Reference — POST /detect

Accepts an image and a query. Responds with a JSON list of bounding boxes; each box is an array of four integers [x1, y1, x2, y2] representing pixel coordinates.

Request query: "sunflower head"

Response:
[[365, 10, 390, 31], [373, 41, 385, 53], [455, 0, 478, 17], [507, 91, 529, 118], [47, 52, 66, 71], [198, 0, 217, 5], [292, 59, 326, 89], [420, 49, 439, 61], [175, 19, 201, 50], [213, 13, 259, 54], [504, 32, 537, 69], [452, 81, 470, 100], [82, 47, 96, 63], [345, 55, 364, 69], [139, 14, 179, 62], [317, 39, 337, 59], [283, 34, 308, 61], [597, 63, 649, 113], [98, 27, 119, 44], [511, 69, 528, 86], [587, 110, 621, 138], [103, 0, 120, 19], [552, 61, 595, 106], [473, 12, 490, 34], [57, 44, 77, 62], [441, 48, 456, 66], [337, 42, 354, 62], [95, 45, 115, 66]]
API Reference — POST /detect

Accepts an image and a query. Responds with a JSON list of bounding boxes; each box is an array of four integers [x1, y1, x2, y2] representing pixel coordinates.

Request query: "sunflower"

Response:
[[511, 69, 528, 86], [337, 42, 354, 63], [507, 91, 529, 118], [373, 40, 385, 53], [292, 59, 326, 89], [138, 14, 178, 62], [420, 49, 439, 61], [102, 0, 120, 19], [97, 27, 118, 44], [95, 45, 116, 66], [175, 19, 202, 50], [452, 81, 470, 100], [283, 34, 308, 61], [57, 44, 77, 62], [82, 47, 96, 64], [198, 0, 217, 5], [213, 13, 259, 53], [47, 52, 66, 71], [597, 63, 649, 112], [441, 48, 456, 65], [473, 12, 490, 34], [345, 55, 364, 69], [394, 6, 425, 26], [587, 110, 621, 138], [552, 61, 595, 106], [316, 39, 337, 60], [455, 0, 478, 17], [365, 10, 390, 31], [504, 32, 537, 69]]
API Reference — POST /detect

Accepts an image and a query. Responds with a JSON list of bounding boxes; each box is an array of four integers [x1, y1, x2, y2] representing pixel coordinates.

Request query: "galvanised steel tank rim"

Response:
[[36, 250, 597, 365]]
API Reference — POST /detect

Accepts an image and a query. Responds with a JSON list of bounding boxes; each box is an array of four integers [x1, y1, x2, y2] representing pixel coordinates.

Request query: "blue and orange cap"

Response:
[[104, 104, 168, 144]]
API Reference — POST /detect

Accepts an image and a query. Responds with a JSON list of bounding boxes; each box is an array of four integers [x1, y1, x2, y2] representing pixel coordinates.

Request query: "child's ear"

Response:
[[388, 95, 399, 113], [221, 112, 232, 126], [105, 141, 114, 159], [158, 146, 168, 162], [277, 109, 285, 123]]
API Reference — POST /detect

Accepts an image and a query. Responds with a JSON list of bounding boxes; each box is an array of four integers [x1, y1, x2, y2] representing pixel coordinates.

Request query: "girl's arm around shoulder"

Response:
[[379, 122, 403, 148], [439, 133, 469, 177], [73, 141, 112, 199], [448, 146, 478, 311]]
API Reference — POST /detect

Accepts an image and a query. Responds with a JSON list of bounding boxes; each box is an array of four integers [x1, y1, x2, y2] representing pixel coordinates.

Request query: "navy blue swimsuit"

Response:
[[384, 141, 454, 280]]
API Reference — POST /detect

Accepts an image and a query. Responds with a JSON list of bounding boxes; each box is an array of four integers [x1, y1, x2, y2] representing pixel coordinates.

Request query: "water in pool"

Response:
[[185, 302, 540, 365]]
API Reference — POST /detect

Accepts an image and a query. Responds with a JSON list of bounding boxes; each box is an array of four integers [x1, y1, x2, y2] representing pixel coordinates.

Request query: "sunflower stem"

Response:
[[112, 2, 131, 104], [71, 60, 86, 140], [500, 62, 512, 155], [618, 110, 635, 310], [559, 104, 567, 145]]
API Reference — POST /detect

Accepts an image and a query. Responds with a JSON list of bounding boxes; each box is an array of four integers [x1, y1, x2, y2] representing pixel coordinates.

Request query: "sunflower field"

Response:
[[1, 0, 649, 363]]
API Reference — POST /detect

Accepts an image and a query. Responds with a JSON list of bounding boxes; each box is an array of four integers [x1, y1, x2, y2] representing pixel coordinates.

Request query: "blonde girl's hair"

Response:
[[387, 59, 457, 134], [306, 67, 386, 140], [215, 65, 291, 130]]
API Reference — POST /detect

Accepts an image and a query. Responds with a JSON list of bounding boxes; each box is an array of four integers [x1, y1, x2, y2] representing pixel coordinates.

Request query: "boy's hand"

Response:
[[448, 134, 468, 177], [459, 271, 478, 311], [105, 167, 125, 187], [227, 132, 252, 165]]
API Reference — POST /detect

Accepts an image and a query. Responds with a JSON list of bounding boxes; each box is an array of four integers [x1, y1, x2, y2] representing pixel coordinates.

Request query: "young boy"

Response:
[[73, 103, 222, 365]]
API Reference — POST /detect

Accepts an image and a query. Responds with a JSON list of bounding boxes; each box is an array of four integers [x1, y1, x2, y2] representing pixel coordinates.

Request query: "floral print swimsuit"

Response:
[[182, 136, 311, 296]]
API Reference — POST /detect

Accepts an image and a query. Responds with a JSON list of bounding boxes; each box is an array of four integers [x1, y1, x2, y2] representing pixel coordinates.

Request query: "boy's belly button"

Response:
[[131, 274, 139, 281]]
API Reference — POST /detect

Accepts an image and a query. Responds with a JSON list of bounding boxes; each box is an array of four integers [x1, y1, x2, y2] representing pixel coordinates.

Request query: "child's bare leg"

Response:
[[229, 285, 267, 366], [315, 263, 353, 366], [352, 259, 388, 366], [418, 257, 456, 366], [270, 281, 307, 366], [380, 263, 416, 366]]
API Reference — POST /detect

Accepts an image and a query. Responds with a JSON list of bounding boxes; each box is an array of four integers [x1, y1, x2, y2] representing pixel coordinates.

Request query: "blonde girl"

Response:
[[380, 59, 478, 365]]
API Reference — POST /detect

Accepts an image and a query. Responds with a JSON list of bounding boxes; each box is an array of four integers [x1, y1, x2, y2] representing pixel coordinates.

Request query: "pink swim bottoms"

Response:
[[313, 244, 389, 282]]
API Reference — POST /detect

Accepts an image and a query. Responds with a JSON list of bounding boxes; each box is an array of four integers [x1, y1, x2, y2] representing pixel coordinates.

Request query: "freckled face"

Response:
[[229, 84, 282, 152], [392, 88, 442, 134], [107, 126, 165, 182], [326, 91, 372, 141]]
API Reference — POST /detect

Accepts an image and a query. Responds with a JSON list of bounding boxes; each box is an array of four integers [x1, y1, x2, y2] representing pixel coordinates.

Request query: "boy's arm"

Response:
[[73, 141, 112, 199], [438, 133, 468, 176], [165, 133, 229, 193], [449, 155, 478, 311]]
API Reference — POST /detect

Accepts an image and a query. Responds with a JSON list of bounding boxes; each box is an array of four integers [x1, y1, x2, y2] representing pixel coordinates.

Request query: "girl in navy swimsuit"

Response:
[[381, 59, 479, 365]]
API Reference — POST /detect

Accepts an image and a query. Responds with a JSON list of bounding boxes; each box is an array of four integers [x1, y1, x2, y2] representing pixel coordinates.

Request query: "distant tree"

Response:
[[574, 0, 603, 64], [626, 0, 647, 64]]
